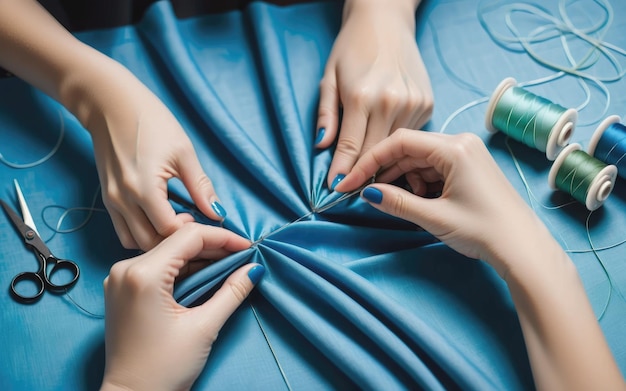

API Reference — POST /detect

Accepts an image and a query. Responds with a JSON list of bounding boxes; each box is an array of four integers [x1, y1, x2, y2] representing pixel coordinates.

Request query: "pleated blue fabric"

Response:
[[1, 1, 625, 390]]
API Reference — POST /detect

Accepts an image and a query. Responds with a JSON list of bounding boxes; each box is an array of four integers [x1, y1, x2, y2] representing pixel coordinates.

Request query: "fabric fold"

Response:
[[138, 1, 311, 220]]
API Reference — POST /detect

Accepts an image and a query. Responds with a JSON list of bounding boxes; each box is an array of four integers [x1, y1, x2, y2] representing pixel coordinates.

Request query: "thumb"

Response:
[[195, 263, 265, 335], [360, 184, 436, 228]]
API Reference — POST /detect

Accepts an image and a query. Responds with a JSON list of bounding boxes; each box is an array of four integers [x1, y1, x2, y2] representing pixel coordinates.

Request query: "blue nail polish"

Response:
[[248, 265, 265, 285], [211, 201, 227, 218], [330, 174, 345, 191], [314, 128, 325, 145], [362, 187, 383, 204]]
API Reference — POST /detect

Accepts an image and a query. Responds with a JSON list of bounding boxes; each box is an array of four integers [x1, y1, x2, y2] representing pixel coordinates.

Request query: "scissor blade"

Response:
[[0, 199, 35, 241], [13, 179, 39, 236]]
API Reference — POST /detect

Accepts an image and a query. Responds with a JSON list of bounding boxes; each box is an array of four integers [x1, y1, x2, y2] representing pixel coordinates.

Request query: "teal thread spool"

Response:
[[548, 143, 617, 211], [485, 77, 577, 160]]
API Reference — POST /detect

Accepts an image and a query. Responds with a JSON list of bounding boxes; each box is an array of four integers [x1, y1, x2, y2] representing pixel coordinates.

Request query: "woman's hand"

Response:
[[334, 130, 549, 276], [101, 223, 261, 391], [0, 0, 227, 251], [316, 0, 433, 190], [82, 63, 227, 250], [336, 129, 626, 390]]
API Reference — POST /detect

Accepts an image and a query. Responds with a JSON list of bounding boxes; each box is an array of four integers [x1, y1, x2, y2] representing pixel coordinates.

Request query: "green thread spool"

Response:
[[548, 143, 617, 211], [485, 77, 577, 160]]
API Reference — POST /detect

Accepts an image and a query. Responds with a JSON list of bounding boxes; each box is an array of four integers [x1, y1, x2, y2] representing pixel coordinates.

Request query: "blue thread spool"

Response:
[[588, 115, 626, 180], [485, 77, 577, 160], [548, 143, 617, 211]]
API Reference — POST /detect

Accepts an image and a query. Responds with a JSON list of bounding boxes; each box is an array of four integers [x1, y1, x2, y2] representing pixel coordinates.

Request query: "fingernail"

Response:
[[330, 174, 345, 191], [211, 201, 227, 219], [362, 187, 383, 204], [314, 127, 325, 146], [248, 265, 265, 285]]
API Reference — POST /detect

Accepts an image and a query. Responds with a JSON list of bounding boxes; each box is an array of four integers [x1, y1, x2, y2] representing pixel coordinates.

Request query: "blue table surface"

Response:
[[1, 0, 625, 390]]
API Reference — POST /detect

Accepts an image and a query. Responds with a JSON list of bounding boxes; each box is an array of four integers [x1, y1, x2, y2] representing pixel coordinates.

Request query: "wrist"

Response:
[[342, 0, 419, 29], [56, 50, 142, 136], [502, 235, 573, 290], [482, 211, 568, 282], [100, 379, 134, 391], [101, 372, 184, 391]]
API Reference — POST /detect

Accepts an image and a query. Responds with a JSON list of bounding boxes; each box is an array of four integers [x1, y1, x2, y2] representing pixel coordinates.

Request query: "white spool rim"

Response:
[[588, 115, 621, 157], [586, 165, 617, 211], [548, 143, 581, 190], [545, 108, 577, 161], [485, 77, 517, 133]]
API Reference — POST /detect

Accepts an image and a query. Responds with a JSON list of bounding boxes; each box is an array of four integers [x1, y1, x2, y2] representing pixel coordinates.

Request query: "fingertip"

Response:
[[228, 233, 253, 251], [332, 172, 357, 193], [361, 186, 383, 204], [247, 264, 265, 285], [314, 127, 326, 147], [210, 200, 228, 220], [178, 164, 225, 222], [329, 173, 346, 192], [327, 139, 364, 190], [315, 123, 338, 149], [317, 74, 339, 150]]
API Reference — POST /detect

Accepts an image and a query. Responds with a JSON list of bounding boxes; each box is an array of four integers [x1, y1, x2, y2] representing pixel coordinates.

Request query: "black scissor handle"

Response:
[[10, 272, 45, 304], [44, 257, 80, 291], [10, 258, 80, 304]]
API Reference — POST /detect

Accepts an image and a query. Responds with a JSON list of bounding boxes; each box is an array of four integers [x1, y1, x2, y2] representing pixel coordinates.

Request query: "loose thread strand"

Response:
[[250, 302, 293, 391], [0, 110, 65, 169], [63, 289, 104, 319]]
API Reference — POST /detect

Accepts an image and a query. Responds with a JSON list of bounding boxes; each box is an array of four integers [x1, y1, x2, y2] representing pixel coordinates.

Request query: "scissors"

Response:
[[1, 179, 80, 304]]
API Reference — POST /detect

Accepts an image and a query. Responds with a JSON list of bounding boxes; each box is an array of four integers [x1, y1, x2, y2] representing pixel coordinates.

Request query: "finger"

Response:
[[148, 224, 251, 270], [142, 188, 186, 239], [177, 153, 226, 222], [315, 72, 340, 149], [327, 101, 369, 189], [404, 171, 428, 196], [177, 212, 195, 224], [412, 107, 433, 131], [123, 204, 164, 251], [359, 106, 396, 157], [194, 263, 265, 335], [360, 184, 444, 232], [390, 109, 416, 134], [406, 92, 434, 131], [377, 162, 441, 185], [334, 130, 448, 193], [107, 207, 139, 250]]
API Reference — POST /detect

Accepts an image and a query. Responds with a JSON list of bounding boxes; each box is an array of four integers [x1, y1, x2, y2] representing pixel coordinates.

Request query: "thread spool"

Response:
[[548, 143, 617, 211], [588, 115, 626, 179], [485, 77, 577, 160]]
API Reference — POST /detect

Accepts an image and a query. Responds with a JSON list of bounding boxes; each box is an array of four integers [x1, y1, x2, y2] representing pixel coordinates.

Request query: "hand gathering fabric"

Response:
[[1, 1, 625, 390]]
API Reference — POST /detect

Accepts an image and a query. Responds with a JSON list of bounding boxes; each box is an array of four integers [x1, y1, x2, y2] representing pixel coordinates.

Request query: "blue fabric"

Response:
[[1, 1, 626, 390]]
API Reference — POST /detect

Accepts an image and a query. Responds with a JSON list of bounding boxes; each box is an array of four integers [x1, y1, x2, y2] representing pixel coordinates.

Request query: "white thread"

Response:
[[253, 183, 369, 246], [250, 303, 294, 391], [0, 110, 65, 168], [478, 0, 625, 82], [435, 0, 626, 321], [42, 185, 105, 242], [63, 289, 105, 319]]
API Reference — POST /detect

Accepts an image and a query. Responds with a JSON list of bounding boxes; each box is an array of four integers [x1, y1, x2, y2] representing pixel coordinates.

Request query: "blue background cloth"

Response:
[[1, 1, 625, 389]]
